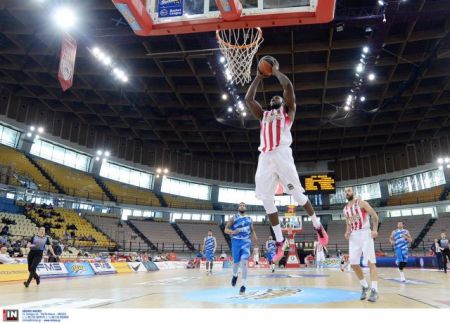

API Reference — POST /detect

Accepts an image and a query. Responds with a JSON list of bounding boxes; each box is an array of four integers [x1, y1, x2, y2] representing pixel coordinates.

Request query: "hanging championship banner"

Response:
[[58, 33, 77, 91]]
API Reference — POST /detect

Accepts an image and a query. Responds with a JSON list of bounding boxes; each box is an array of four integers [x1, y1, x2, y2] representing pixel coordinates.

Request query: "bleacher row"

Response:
[[0, 144, 448, 211]]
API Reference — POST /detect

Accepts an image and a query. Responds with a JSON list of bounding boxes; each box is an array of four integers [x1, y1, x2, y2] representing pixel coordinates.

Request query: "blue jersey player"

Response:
[[265, 236, 276, 273], [202, 230, 217, 275], [224, 202, 257, 295], [389, 221, 412, 282]]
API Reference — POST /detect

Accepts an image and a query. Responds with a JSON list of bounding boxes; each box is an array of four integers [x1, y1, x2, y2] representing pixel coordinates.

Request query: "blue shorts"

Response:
[[232, 238, 251, 263], [267, 251, 275, 263], [205, 251, 214, 261], [395, 247, 408, 264]]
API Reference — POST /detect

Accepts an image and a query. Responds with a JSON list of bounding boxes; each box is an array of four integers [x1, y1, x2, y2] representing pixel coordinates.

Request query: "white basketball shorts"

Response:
[[255, 146, 305, 200], [349, 229, 376, 265]]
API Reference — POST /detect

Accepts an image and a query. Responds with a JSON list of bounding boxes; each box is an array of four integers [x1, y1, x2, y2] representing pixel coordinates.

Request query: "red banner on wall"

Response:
[[58, 33, 77, 91]]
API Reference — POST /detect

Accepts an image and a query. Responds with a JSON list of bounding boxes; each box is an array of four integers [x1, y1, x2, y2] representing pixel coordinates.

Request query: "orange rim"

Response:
[[216, 27, 263, 50]]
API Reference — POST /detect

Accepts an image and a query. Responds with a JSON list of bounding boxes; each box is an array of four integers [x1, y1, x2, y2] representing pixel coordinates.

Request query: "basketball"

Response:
[[258, 56, 278, 76]]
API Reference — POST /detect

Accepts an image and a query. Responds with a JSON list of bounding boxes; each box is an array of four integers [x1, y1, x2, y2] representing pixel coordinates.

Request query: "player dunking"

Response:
[[389, 221, 412, 282], [265, 236, 276, 272], [224, 202, 257, 295], [343, 187, 379, 302], [245, 57, 328, 264], [202, 229, 217, 275]]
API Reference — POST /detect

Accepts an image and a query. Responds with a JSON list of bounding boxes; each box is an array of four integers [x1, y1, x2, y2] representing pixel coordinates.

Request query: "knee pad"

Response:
[[292, 189, 308, 206], [262, 198, 278, 214]]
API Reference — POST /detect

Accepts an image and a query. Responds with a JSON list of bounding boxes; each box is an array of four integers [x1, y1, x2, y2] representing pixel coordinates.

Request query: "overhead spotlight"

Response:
[[383, 14, 386, 23], [27, 132, 32, 138], [156, 168, 162, 174], [156, 174, 160, 178], [438, 158, 444, 164], [163, 175, 167, 179], [37, 127, 44, 133], [363, 46, 369, 54], [52, 6, 77, 30], [121, 75, 129, 83], [378, 0, 384, 6], [445, 157, 450, 163], [220, 56, 226, 63], [102, 56, 112, 66], [242, 112, 247, 117], [92, 47, 100, 57], [104, 151, 111, 157], [361, 54, 366, 58], [447, 164, 450, 169], [364, 26, 373, 36], [347, 95, 353, 102], [163, 168, 169, 174], [439, 165, 444, 170], [95, 156, 100, 161], [360, 96, 366, 102], [102, 158, 107, 163], [227, 107, 233, 112], [35, 135, 39, 139], [97, 150, 102, 156], [344, 105, 350, 111], [30, 126, 35, 131], [356, 63, 364, 73], [368, 73, 375, 81], [222, 93, 228, 100]]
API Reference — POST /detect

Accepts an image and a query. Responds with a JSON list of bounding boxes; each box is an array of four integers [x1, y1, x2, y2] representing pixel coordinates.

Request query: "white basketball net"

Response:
[[216, 27, 263, 86]]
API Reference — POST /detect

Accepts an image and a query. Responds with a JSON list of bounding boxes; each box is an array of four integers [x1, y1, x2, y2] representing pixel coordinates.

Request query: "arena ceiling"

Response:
[[1, 0, 450, 169]]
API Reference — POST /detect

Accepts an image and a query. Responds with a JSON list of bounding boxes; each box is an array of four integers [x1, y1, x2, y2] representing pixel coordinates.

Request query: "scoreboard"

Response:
[[301, 174, 336, 194]]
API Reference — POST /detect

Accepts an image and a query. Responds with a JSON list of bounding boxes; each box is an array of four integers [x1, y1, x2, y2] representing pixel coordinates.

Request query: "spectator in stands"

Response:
[[70, 231, 76, 239], [0, 234, 7, 246], [64, 230, 70, 240], [0, 224, 10, 236], [0, 245, 20, 264], [431, 238, 443, 270], [438, 232, 450, 273]]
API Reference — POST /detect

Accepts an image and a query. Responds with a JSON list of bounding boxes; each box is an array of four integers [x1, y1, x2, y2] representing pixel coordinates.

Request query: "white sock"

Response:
[[272, 224, 284, 243], [399, 271, 405, 280], [360, 279, 369, 288], [311, 213, 321, 229], [371, 281, 378, 291]]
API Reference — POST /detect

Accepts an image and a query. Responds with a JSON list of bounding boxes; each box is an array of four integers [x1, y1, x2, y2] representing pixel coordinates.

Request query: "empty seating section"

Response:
[[84, 214, 148, 250], [387, 186, 444, 206], [36, 158, 106, 200], [27, 208, 114, 248], [0, 145, 57, 192], [162, 194, 212, 210], [103, 179, 160, 206], [0, 212, 38, 238], [376, 215, 430, 250], [253, 223, 271, 250], [176, 221, 229, 251], [422, 213, 450, 244], [324, 220, 348, 250], [130, 220, 185, 250]]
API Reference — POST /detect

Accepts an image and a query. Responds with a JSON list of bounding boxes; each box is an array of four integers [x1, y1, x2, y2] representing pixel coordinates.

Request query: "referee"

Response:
[[24, 226, 57, 287], [439, 232, 450, 274]]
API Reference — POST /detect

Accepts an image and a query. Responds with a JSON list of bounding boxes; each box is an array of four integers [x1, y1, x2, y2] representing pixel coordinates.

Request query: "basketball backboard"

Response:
[[113, 0, 335, 36]]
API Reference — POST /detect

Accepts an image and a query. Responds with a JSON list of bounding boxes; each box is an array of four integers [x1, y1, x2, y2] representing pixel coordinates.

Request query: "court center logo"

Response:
[[228, 288, 301, 300]]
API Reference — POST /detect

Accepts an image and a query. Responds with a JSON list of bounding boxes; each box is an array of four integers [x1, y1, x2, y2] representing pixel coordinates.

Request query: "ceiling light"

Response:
[[35, 135, 39, 139], [356, 63, 364, 73], [378, 0, 384, 5], [27, 132, 32, 138], [97, 150, 102, 156], [92, 47, 100, 57], [53, 6, 77, 30], [439, 165, 444, 170], [242, 112, 247, 117], [368, 73, 375, 81], [163, 168, 169, 174], [37, 127, 44, 133], [102, 56, 112, 66], [95, 156, 100, 161], [445, 157, 450, 163], [157, 168, 162, 174], [156, 174, 160, 178], [344, 105, 350, 111], [227, 107, 233, 112], [360, 96, 366, 102], [222, 93, 228, 100], [105, 151, 110, 157], [220, 56, 226, 63], [363, 46, 369, 54], [30, 126, 35, 131], [438, 158, 444, 164]]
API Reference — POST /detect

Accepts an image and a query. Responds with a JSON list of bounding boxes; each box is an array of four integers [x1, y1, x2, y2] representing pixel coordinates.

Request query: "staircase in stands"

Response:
[[126, 220, 158, 251], [170, 222, 196, 252], [94, 176, 117, 203], [412, 217, 437, 249], [24, 154, 66, 194]]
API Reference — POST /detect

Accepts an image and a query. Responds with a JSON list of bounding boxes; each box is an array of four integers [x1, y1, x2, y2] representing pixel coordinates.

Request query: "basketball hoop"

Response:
[[216, 27, 263, 86]]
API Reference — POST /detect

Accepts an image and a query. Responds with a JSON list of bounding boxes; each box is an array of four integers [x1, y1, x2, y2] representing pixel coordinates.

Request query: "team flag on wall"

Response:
[[58, 33, 77, 91]]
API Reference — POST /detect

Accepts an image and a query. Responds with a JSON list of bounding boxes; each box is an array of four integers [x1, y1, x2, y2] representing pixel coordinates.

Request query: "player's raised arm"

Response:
[[359, 200, 379, 239], [245, 73, 264, 121], [272, 61, 296, 119]]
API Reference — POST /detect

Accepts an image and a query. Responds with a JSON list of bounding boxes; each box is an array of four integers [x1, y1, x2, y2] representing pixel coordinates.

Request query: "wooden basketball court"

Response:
[[1, 267, 449, 308]]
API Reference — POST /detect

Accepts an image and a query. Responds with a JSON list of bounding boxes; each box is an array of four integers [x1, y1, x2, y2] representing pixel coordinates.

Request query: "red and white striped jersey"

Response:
[[343, 199, 370, 231], [258, 106, 293, 153]]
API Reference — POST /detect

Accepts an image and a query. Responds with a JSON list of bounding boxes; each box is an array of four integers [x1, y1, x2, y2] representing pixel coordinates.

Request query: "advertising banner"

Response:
[[158, 0, 183, 18], [57, 33, 77, 91], [37, 262, 69, 277], [0, 264, 28, 282], [64, 262, 95, 277], [112, 262, 133, 273], [128, 262, 148, 272], [90, 262, 117, 275], [143, 261, 159, 271]]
